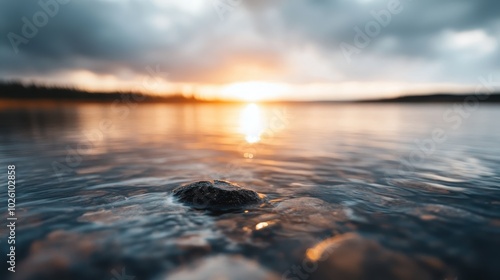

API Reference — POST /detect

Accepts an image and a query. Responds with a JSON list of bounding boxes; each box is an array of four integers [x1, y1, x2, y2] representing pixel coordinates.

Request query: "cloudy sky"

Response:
[[1, 0, 499, 101]]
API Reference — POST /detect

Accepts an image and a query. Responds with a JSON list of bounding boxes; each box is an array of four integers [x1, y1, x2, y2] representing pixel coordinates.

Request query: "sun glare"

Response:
[[239, 103, 265, 144], [221, 81, 288, 102]]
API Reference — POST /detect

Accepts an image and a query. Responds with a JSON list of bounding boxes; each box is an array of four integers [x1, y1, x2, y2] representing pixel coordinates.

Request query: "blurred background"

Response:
[[1, 0, 499, 100]]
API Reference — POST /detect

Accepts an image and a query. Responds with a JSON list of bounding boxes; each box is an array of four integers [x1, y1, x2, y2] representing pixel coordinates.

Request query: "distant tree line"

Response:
[[0, 81, 198, 103], [360, 93, 500, 103]]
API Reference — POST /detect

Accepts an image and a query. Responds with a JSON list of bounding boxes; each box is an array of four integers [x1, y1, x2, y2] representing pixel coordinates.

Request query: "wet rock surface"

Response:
[[165, 255, 279, 280], [275, 197, 348, 233], [172, 180, 263, 211], [304, 233, 452, 280]]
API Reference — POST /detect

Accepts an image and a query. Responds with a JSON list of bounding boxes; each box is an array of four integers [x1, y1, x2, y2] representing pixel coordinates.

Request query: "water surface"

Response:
[[1, 103, 500, 280]]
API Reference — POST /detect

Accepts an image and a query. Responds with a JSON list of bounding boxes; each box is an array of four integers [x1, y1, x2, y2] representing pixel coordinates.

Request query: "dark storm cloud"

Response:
[[247, 0, 500, 82], [0, 0, 499, 86], [245, 0, 495, 47], [0, 0, 286, 83], [1, 1, 200, 74]]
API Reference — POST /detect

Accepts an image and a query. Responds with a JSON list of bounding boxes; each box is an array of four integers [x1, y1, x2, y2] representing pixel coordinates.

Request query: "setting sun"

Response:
[[221, 81, 289, 102]]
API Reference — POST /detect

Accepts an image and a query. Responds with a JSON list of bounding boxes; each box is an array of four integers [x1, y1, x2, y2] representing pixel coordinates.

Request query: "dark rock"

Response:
[[172, 180, 263, 211]]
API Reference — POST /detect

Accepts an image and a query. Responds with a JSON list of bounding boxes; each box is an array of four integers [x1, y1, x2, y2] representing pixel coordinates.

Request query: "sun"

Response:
[[221, 81, 289, 102]]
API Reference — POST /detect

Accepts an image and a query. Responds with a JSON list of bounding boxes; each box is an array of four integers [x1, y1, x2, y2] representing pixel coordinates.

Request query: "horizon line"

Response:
[[0, 81, 499, 103]]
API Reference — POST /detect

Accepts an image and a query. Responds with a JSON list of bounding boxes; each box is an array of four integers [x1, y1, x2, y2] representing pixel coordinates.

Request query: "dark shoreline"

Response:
[[1, 82, 499, 104]]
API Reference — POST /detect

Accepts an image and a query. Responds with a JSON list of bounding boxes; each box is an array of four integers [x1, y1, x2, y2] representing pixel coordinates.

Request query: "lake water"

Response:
[[1, 103, 500, 280]]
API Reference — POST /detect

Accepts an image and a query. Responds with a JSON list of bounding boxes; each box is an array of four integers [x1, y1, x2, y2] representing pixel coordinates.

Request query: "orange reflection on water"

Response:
[[239, 103, 265, 144]]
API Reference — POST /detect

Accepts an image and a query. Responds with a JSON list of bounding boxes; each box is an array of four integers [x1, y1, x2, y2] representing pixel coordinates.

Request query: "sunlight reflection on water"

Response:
[[239, 103, 265, 144], [0, 103, 500, 279]]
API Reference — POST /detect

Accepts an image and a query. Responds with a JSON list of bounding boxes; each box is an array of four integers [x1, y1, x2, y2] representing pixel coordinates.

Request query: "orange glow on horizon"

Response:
[[221, 81, 289, 102], [23, 69, 478, 102]]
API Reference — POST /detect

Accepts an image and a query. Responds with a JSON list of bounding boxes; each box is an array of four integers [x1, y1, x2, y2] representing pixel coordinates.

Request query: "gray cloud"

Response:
[[0, 0, 499, 88]]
